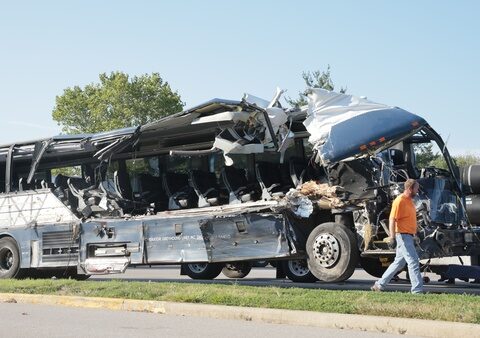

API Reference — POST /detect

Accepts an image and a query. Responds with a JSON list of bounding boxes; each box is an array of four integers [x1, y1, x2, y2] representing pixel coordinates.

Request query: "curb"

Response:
[[0, 293, 478, 337]]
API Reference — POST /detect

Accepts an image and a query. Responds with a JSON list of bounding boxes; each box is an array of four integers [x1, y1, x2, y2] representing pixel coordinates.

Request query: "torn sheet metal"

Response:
[[138, 91, 291, 166], [213, 128, 265, 166], [263, 107, 288, 144], [191, 110, 250, 125], [243, 93, 270, 109], [304, 88, 427, 164], [84, 256, 130, 274], [91, 126, 140, 160], [27, 139, 53, 184], [143, 212, 290, 263], [156, 200, 284, 218], [285, 189, 313, 218], [211, 90, 291, 166]]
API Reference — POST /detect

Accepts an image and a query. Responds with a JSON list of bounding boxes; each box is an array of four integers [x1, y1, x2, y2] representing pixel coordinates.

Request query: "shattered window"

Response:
[[413, 141, 448, 171], [51, 166, 82, 181], [210, 154, 222, 178], [229, 154, 250, 169], [126, 157, 161, 194], [97, 161, 118, 192], [165, 155, 207, 174], [210, 153, 250, 178], [147, 157, 160, 177], [190, 156, 206, 171], [255, 152, 281, 164], [105, 161, 119, 178], [166, 156, 187, 173], [126, 158, 155, 176], [416, 179, 460, 225]]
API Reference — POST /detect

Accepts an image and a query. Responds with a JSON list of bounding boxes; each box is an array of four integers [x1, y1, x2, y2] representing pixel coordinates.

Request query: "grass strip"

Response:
[[0, 279, 478, 324]]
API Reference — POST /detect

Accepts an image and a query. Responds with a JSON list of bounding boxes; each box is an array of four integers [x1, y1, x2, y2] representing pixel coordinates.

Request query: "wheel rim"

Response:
[[225, 263, 248, 271], [187, 263, 208, 273], [0, 248, 14, 272], [287, 260, 310, 277], [224, 263, 236, 271], [312, 233, 340, 268]]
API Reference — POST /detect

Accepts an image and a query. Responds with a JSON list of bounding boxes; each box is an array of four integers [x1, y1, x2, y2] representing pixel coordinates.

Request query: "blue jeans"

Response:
[[376, 233, 423, 294]]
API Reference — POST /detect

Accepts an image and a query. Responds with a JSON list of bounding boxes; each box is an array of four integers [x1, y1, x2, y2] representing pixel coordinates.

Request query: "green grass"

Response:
[[0, 279, 479, 324]]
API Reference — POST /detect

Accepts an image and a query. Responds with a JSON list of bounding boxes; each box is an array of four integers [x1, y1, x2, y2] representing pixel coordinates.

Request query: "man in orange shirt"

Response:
[[371, 179, 424, 294]]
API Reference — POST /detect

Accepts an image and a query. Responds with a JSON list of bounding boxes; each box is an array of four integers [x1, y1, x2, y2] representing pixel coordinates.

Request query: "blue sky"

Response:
[[0, 1, 478, 155]]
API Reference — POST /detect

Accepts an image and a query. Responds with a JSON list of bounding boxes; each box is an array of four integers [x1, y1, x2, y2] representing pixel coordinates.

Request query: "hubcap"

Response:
[[225, 263, 244, 271], [288, 260, 310, 276], [0, 248, 14, 271], [188, 263, 208, 273], [312, 233, 340, 268]]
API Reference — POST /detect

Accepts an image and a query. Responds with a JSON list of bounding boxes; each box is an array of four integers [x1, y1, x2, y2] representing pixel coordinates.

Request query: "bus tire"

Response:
[[0, 237, 22, 279], [283, 259, 318, 283], [222, 262, 252, 278], [306, 222, 359, 282], [183, 263, 223, 280]]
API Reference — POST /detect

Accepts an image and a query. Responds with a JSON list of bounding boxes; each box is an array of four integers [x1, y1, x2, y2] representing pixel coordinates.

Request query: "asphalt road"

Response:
[[90, 266, 480, 295], [0, 302, 416, 338]]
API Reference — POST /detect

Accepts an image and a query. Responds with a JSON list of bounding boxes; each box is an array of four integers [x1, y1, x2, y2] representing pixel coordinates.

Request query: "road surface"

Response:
[[0, 302, 416, 338], [90, 266, 480, 295]]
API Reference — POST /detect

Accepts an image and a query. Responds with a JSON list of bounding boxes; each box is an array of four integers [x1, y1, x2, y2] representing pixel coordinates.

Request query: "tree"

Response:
[[52, 72, 184, 134], [453, 154, 480, 167], [286, 66, 346, 108], [414, 143, 479, 170], [414, 143, 439, 168]]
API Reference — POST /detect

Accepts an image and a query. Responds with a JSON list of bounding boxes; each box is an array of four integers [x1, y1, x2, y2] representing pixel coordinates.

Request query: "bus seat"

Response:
[[255, 162, 292, 200], [288, 158, 307, 187], [162, 172, 194, 209], [189, 170, 227, 207], [221, 166, 258, 204]]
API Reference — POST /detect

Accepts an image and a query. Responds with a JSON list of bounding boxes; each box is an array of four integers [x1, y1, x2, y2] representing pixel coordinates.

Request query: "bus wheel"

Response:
[[0, 237, 21, 279], [222, 262, 252, 278], [283, 259, 318, 283], [306, 222, 359, 282], [183, 263, 223, 280]]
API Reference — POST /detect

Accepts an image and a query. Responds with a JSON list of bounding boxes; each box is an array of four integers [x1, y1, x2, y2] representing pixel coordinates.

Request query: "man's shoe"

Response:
[[370, 283, 382, 292]]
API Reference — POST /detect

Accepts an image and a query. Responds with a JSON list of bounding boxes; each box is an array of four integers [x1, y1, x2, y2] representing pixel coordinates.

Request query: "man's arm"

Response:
[[388, 217, 396, 240], [383, 217, 397, 249]]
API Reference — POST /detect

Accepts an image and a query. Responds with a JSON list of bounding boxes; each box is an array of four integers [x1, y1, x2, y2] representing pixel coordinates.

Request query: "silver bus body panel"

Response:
[[78, 201, 291, 275]]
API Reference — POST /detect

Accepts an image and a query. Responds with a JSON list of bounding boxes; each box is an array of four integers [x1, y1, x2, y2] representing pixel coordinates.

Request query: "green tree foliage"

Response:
[[453, 154, 480, 167], [414, 144, 439, 168], [286, 66, 346, 108], [52, 72, 184, 134], [430, 156, 448, 170], [414, 144, 479, 170]]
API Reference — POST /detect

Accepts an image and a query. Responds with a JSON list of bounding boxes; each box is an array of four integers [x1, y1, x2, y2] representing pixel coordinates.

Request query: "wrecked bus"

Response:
[[0, 88, 479, 282]]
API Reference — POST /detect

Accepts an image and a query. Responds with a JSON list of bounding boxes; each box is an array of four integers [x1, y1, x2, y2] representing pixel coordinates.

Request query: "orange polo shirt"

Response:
[[390, 194, 417, 235]]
